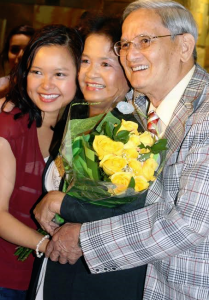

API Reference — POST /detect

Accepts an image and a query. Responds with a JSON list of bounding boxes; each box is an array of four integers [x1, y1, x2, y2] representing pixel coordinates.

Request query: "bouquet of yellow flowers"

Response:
[[94, 121, 160, 195], [57, 110, 167, 212], [14, 104, 167, 260]]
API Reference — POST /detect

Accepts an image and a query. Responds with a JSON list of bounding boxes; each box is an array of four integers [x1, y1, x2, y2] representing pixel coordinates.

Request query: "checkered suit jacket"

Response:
[[80, 64, 209, 300]]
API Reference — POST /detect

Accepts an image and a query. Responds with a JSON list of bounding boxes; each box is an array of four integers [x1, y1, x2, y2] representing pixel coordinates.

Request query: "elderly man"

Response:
[[34, 1, 209, 299]]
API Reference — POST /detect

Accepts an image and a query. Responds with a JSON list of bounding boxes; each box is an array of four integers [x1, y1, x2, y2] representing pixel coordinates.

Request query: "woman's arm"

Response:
[[0, 137, 49, 252], [33, 188, 147, 235]]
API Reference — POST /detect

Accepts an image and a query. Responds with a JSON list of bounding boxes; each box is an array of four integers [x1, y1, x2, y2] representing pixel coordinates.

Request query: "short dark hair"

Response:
[[5, 24, 83, 127], [73, 14, 126, 119], [79, 13, 123, 51]]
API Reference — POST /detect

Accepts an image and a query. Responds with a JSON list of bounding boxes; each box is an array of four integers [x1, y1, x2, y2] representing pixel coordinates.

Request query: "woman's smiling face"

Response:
[[27, 45, 77, 116], [78, 34, 129, 111]]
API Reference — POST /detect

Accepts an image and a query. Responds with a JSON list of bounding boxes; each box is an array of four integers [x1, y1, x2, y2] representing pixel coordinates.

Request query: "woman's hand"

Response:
[[0, 97, 14, 112], [34, 191, 65, 235]]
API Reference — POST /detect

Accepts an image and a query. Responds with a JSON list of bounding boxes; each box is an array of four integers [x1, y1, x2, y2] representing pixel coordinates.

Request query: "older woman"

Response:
[[31, 15, 147, 300]]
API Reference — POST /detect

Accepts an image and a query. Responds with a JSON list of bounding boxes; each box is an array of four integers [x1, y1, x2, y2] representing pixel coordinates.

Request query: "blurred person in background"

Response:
[[0, 25, 35, 98]]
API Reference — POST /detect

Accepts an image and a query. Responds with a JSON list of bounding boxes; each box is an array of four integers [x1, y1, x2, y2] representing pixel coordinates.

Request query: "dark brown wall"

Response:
[[0, 0, 208, 72]]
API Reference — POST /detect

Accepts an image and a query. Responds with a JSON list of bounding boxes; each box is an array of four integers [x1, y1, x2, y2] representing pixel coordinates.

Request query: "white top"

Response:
[[44, 160, 61, 191], [36, 158, 61, 300]]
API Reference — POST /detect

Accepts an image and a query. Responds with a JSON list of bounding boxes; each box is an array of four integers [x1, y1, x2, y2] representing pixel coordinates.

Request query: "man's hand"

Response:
[[34, 191, 65, 235], [45, 223, 82, 264]]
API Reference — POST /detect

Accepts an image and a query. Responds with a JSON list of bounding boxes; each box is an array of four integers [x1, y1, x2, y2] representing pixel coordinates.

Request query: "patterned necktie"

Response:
[[147, 110, 160, 138]]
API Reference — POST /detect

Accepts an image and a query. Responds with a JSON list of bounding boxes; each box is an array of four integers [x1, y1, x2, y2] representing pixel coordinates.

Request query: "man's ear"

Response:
[[180, 33, 196, 62]]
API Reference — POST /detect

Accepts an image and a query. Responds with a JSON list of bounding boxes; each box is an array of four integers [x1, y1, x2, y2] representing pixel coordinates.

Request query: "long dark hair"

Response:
[[0, 24, 35, 72], [4, 24, 83, 128]]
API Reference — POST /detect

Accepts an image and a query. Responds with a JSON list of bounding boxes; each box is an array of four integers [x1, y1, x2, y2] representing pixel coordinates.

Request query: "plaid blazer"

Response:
[[80, 64, 209, 300]]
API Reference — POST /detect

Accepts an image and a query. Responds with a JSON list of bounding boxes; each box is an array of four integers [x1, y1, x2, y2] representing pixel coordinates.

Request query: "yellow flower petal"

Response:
[[134, 176, 149, 192], [117, 119, 138, 135], [110, 172, 132, 195], [100, 154, 127, 176], [93, 135, 124, 160]]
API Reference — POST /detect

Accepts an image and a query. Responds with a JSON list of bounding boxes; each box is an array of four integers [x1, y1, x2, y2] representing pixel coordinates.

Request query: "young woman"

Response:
[[0, 24, 82, 300], [0, 25, 35, 98], [32, 15, 147, 300]]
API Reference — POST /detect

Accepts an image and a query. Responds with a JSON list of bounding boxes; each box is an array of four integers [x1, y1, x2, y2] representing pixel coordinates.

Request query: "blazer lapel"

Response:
[[164, 97, 193, 162], [133, 91, 148, 130], [165, 64, 209, 162]]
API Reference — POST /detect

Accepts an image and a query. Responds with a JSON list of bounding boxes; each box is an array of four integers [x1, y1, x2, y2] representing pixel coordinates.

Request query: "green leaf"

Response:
[[66, 114, 105, 140], [72, 135, 100, 181], [83, 147, 100, 181], [138, 152, 151, 161], [114, 130, 130, 144], [113, 121, 122, 138], [72, 137, 83, 157], [104, 122, 114, 139], [138, 142, 150, 150], [18, 248, 33, 261], [53, 213, 65, 225], [60, 114, 105, 168], [151, 139, 168, 154], [96, 112, 120, 133], [128, 177, 135, 189]]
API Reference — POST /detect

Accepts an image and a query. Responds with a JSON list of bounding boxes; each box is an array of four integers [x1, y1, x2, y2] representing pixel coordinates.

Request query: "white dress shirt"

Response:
[[148, 66, 195, 137]]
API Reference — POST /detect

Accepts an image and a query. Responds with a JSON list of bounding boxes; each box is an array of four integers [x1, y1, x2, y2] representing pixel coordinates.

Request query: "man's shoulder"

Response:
[[186, 65, 209, 106], [192, 64, 209, 85]]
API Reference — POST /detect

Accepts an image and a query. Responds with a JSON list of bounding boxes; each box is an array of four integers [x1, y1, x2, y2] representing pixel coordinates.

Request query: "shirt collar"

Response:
[[149, 65, 195, 127]]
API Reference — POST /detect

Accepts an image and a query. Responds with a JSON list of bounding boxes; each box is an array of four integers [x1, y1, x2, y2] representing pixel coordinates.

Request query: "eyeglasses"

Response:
[[114, 34, 184, 56]]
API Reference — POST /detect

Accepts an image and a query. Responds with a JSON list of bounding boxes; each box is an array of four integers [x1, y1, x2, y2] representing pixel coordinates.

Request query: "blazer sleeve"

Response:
[[60, 190, 147, 223], [80, 95, 209, 274]]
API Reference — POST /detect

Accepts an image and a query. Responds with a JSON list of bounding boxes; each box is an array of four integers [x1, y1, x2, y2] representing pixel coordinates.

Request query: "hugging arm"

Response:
[[80, 119, 209, 273], [60, 190, 147, 223], [35, 189, 147, 264], [34, 188, 147, 235], [44, 192, 147, 265]]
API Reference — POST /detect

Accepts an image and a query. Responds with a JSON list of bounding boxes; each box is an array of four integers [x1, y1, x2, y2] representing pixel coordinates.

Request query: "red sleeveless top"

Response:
[[0, 108, 45, 290]]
